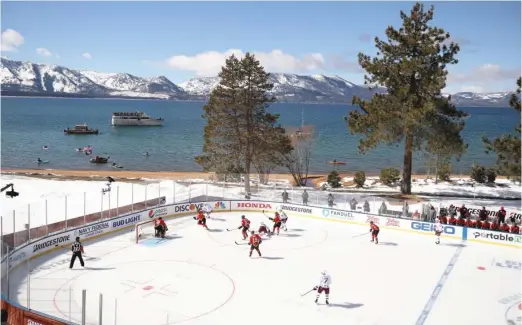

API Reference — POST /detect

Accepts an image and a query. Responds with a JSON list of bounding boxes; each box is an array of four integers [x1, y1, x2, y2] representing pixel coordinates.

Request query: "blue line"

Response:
[[415, 242, 464, 325]]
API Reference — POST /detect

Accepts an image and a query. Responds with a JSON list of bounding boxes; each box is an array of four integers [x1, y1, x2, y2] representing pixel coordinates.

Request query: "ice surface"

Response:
[[8, 211, 521, 325]]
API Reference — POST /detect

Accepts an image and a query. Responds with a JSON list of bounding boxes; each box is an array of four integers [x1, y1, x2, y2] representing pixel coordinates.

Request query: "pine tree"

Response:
[[195, 53, 292, 195], [346, 2, 467, 194], [483, 77, 521, 180]]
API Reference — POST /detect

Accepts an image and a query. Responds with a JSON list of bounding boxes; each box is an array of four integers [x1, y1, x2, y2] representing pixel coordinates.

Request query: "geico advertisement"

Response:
[[411, 222, 456, 234]]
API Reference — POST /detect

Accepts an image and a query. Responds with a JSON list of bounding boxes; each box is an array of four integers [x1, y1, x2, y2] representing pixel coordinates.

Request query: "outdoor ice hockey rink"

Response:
[[8, 211, 522, 325]]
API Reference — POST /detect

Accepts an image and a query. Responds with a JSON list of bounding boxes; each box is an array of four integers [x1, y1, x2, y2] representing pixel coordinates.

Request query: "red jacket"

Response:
[[500, 224, 510, 232], [440, 216, 448, 224], [241, 218, 250, 228], [156, 219, 166, 227], [490, 222, 499, 231], [448, 217, 457, 225], [370, 224, 380, 231], [481, 221, 490, 230], [510, 225, 520, 234], [457, 218, 465, 226]]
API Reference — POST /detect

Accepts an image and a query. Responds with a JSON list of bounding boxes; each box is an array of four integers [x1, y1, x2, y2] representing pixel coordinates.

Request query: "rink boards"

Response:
[[2, 199, 521, 275]]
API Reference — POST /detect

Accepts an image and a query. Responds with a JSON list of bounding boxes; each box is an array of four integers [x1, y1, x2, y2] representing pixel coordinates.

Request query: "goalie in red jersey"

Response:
[[154, 217, 168, 238], [269, 212, 282, 235], [369, 221, 380, 244], [249, 230, 262, 257], [238, 215, 251, 240], [194, 209, 209, 230]]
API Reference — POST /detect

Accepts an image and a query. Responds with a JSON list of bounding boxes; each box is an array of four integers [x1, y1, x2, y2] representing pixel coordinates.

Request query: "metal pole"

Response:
[[117, 186, 119, 216], [131, 184, 134, 212], [101, 192, 104, 220], [27, 264, 30, 309], [81, 289, 87, 325], [114, 299, 117, 325], [173, 181, 176, 204], [109, 191, 111, 219], [84, 192, 87, 225], [205, 183, 208, 202], [6, 245, 10, 300], [158, 182, 161, 206], [189, 183, 192, 203], [99, 293, 103, 325], [28, 204, 31, 243], [0, 216, 3, 260], [145, 185, 148, 208], [12, 211, 15, 249], [69, 286, 72, 323], [65, 196, 68, 229], [45, 199, 48, 235]]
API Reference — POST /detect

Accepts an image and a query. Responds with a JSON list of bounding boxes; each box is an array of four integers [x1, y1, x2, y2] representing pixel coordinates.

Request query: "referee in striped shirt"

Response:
[[70, 236, 85, 269]]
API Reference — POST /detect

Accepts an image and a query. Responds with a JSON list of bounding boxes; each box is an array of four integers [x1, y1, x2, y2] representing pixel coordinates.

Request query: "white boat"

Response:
[[111, 111, 164, 126]]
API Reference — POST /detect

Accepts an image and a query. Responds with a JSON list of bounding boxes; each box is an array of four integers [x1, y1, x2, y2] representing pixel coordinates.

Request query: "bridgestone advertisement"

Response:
[[280, 205, 313, 214], [32, 235, 71, 253]]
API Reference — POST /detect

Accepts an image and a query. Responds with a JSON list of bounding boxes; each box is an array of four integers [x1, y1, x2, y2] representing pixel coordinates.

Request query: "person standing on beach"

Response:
[[70, 237, 85, 269]]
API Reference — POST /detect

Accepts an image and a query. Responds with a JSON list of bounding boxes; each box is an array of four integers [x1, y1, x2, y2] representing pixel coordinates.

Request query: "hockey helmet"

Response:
[[321, 270, 327, 275], [369, 221, 374, 224], [241, 215, 245, 219], [251, 230, 255, 234]]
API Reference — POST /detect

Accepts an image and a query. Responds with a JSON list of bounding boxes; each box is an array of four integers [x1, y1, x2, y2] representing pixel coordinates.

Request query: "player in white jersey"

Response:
[[277, 207, 289, 231], [258, 221, 271, 236], [202, 204, 213, 218], [434, 218, 443, 244], [314, 270, 331, 305]]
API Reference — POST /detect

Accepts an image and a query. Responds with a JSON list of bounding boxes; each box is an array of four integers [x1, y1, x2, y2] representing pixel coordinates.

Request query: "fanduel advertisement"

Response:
[[322, 209, 353, 220], [411, 222, 456, 235], [472, 231, 522, 243]]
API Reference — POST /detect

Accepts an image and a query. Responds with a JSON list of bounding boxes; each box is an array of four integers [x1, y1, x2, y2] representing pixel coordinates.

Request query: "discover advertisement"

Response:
[[322, 209, 353, 220], [411, 221, 456, 235], [171, 203, 205, 214], [471, 230, 522, 246]]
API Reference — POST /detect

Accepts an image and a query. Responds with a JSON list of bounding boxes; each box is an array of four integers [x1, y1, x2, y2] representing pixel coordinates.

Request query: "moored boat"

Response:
[[64, 123, 99, 134], [111, 111, 164, 126], [90, 156, 110, 164]]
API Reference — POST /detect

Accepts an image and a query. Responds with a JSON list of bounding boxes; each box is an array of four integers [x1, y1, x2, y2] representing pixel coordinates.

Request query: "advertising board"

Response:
[[470, 229, 522, 246], [322, 208, 354, 221], [278, 204, 314, 215], [411, 221, 456, 235], [235, 201, 274, 211], [74, 222, 110, 239], [111, 213, 143, 230]]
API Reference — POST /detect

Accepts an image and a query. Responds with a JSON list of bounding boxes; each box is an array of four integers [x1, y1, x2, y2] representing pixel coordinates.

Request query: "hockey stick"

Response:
[[226, 228, 237, 232], [352, 232, 369, 238], [301, 288, 315, 296], [234, 241, 248, 245], [262, 210, 272, 220]]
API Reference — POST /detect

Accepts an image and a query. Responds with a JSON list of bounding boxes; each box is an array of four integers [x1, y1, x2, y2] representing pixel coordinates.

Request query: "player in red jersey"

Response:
[[154, 217, 168, 238], [194, 210, 209, 230], [500, 222, 510, 232], [269, 212, 282, 235], [249, 231, 262, 257], [369, 221, 379, 244], [237, 215, 251, 240]]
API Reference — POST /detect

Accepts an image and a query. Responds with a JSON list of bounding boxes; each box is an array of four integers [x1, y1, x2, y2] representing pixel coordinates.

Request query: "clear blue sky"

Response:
[[1, 1, 520, 93]]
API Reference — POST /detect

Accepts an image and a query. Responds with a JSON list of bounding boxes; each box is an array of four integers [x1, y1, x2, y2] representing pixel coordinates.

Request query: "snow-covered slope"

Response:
[[0, 58, 515, 106]]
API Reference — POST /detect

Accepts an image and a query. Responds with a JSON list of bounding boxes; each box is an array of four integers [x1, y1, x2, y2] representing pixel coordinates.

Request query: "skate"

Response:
[[314, 298, 318, 303], [326, 300, 329, 305]]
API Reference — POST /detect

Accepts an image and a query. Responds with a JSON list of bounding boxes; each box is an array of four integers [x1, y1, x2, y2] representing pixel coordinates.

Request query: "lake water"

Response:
[[1, 97, 518, 174]]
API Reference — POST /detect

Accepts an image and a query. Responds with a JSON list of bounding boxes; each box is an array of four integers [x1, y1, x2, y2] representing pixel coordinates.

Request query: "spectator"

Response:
[[412, 210, 420, 220], [448, 204, 457, 218], [327, 193, 334, 208], [490, 220, 499, 231], [302, 190, 308, 206], [402, 202, 409, 218], [363, 200, 370, 213], [510, 223, 520, 234], [465, 218, 474, 228], [476, 220, 482, 229], [459, 204, 468, 218], [497, 206, 507, 224], [456, 217, 465, 226], [350, 197, 358, 210], [509, 211, 516, 225], [478, 207, 488, 221], [378, 202, 387, 215], [481, 219, 490, 230], [429, 205, 437, 222], [448, 215, 457, 225], [440, 215, 448, 224], [500, 222, 510, 232], [282, 190, 289, 203]]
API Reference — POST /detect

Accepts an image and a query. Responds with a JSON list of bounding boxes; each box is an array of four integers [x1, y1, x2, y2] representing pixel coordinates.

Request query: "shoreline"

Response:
[[1, 168, 503, 187]]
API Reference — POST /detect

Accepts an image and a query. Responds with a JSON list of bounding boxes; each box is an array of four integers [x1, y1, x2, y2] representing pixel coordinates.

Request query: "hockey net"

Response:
[[135, 219, 157, 243]]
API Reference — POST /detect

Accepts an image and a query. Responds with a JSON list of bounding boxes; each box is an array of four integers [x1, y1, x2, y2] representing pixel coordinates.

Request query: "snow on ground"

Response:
[[1, 175, 520, 235], [8, 211, 521, 325], [319, 176, 522, 199]]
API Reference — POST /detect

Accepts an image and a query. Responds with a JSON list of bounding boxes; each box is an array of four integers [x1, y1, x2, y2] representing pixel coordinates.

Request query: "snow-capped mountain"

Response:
[[0, 58, 515, 106]]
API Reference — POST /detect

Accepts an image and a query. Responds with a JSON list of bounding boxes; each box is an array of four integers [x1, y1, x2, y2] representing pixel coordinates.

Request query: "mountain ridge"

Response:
[[0, 58, 515, 107]]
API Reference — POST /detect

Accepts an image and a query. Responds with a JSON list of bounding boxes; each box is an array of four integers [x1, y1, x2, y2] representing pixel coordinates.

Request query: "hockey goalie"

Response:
[[154, 217, 168, 238]]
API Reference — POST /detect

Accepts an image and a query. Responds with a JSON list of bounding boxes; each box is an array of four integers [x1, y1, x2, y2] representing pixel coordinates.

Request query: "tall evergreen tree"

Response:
[[346, 2, 467, 194], [195, 53, 292, 195], [483, 77, 521, 180]]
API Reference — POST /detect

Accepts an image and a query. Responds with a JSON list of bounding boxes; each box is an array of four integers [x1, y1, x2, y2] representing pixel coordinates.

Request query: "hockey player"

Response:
[[202, 204, 213, 218], [154, 217, 168, 238], [277, 207, 289, 231], [369, 221, 379, 244], [269, 212, 282, 235], [258, 221, 271, 236], [314, 270, 331, 305], [434, 218, 443, 244], [237, 215, 251, 240], [249, 230, 262, 257], [194, 210, 209, 230]]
